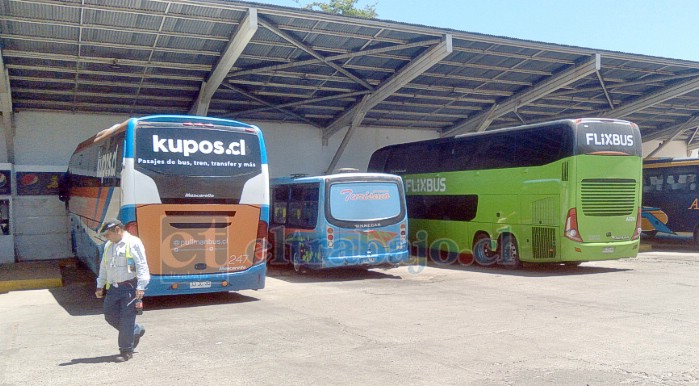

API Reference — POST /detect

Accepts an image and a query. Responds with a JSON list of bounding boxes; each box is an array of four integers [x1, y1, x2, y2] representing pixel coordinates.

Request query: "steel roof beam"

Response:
[[642, 115, 699, 142], [242, 90, 369, 114], [231, 39, 441, 77], [596, 71, 615, 110], [645, 115, 699, 158], [322, 35, 452, 173], [257, 15, 373, 91], [442, 54, 601, 137], [190, 8, 257, 116], [323, 34, 453, 139], [688, 127, 699, 146], [0, 49, 15, 163], [602, 76, 699, 119], [687, 128, 699, 150], [325, 95, 370, 174], [219, 83, 322, 129]]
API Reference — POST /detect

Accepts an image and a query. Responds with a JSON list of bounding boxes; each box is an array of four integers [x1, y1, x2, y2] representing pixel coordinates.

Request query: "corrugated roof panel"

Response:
[[167, 2, 244, 20], [81, 28, 157, 47], [86, 0, 168, 13], [4, 38, 78, 56], [162, 18, 236, 38], [80, 44, 151, 60], [80, 61, 147, 74], [364, 25, 429, 43], [15, 90, 74, 103], [142, 77, 203, 90], [156, 35, 209, 52], [149, 50, 217, 66], [5, 20, 78, 40], [84, 8, 161, 31], [13, 79, 74, 92], [7, 1, 80, 22], [78, 82, 139, 94], [306, 33, 371, 53], [2, 0, 699, 140]]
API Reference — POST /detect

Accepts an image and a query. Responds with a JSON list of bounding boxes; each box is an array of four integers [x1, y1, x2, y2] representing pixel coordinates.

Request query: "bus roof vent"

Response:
[[335, 168, 359, 174]]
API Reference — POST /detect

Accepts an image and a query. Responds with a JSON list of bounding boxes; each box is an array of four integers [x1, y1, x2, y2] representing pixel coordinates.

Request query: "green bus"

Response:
[[368, 118, 643, 267]]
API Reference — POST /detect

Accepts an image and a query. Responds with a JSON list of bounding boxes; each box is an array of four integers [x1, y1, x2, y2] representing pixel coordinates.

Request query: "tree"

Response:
[[296, 0, 378, 18]]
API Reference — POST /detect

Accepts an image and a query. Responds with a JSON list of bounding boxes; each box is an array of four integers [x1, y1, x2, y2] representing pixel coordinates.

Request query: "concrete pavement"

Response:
[[1, 245, 697, 385]]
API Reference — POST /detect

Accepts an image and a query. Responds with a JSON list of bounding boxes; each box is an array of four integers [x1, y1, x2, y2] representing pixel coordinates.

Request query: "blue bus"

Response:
[[61, 115, 269, 295], [268, 172, 410, 272], [642, 158, 699, 244]]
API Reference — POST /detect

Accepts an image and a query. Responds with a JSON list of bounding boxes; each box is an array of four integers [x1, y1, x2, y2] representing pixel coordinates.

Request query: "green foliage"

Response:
[[295, 0, 378, 18]]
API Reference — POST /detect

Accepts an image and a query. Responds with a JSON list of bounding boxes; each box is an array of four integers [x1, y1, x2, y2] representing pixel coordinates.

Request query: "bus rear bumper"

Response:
[[144, 263, 266, 296], [559, 240, 640, 262], [322, 250, 411, 269]]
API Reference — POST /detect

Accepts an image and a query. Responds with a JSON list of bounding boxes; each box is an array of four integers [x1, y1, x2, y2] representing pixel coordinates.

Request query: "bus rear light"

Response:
[[170, 283, 179, 290], [222, 280, 229, 287], [125, 221, 139, 236], [326, 227, 334, 247], [253, 221, 268, 265], [632, 207, 642, 240], [564, 208, 583, 242]]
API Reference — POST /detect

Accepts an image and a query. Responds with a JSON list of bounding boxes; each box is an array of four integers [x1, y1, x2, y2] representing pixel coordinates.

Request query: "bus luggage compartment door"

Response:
[[136, 204, 261, 275]]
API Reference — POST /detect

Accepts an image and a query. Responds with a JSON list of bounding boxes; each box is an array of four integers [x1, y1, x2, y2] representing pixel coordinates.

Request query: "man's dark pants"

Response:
[[103, 282, 144, 354]]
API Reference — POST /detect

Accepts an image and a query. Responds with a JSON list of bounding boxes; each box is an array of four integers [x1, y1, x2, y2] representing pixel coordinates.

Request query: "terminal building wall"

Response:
[[0, 111, 437, 261], [642, 139, 694, 158], [5, 111, 693, 261]]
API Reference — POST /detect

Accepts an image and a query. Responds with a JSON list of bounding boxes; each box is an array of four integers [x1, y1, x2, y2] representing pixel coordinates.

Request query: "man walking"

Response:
[[95, 218, 150, 362]]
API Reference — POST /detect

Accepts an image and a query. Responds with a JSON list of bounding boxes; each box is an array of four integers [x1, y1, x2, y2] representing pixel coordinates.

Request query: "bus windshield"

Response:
[[134, 123, 262, 202], [328, 181, 402, 222]]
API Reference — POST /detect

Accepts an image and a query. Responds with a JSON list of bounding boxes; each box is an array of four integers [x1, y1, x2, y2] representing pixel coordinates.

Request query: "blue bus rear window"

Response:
[[329, 182, 401, 221]]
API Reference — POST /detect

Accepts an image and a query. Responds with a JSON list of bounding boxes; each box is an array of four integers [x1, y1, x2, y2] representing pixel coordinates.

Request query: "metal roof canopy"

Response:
[[2, 0, 699, 167]]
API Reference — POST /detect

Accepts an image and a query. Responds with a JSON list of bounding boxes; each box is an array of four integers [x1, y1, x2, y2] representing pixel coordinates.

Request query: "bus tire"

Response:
[[498, 233, 522, 269], [473, 233, 497, 266]]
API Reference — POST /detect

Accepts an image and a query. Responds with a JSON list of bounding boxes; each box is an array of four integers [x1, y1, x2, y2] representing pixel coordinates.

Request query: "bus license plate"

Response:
[[602, 247, 615, 254], [190, 281, 211, 289]]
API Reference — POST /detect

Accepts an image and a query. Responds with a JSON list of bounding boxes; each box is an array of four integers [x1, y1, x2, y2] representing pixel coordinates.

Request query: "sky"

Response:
[[250, 0, 699, 62]]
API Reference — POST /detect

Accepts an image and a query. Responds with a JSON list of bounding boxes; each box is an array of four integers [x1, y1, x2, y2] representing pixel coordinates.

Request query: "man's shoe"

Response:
[[115, 352, 133, 363], [134, 328, 146, 349]]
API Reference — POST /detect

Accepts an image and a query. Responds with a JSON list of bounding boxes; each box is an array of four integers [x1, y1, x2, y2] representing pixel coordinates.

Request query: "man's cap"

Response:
[[99, 218, 123, 235]]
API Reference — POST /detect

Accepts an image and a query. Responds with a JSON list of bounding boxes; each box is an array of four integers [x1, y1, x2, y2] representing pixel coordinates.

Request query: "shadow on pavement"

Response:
[[49, 261, 103, 317], [58, 354, 121, 366], [412, 256, 631, 277], [144, 291, 258, 311], [641, 233, 697, 252], [266, 263, 402, 283], [50, 261, 259, 316]]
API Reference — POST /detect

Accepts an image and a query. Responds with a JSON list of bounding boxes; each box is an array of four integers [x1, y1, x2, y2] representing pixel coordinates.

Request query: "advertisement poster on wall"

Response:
[[0, 169, 11, 195], [15, 171, 61, 196]]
